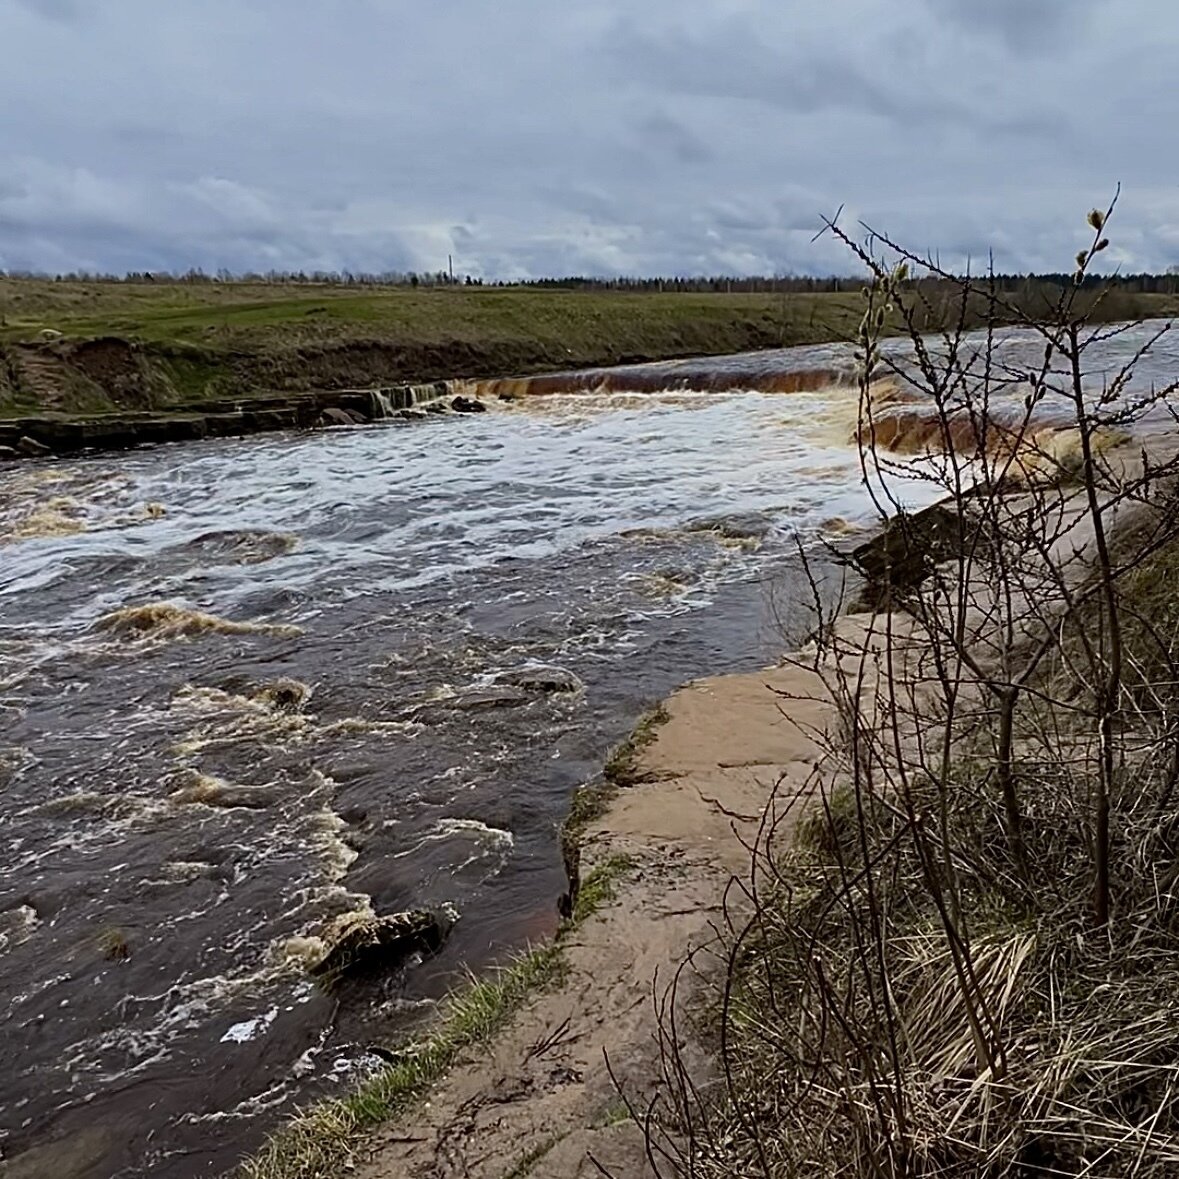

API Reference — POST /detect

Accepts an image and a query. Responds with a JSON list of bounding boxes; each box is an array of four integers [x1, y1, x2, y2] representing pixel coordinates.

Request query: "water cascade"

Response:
[[368, 382, 451, 418]]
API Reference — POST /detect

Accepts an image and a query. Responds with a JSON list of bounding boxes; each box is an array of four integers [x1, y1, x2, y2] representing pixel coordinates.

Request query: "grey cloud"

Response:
[[635, 112, 714, 164], [0, 0, 1176, 277], [935, 0, 1106, 50], [12, 0, 81, 20], [0, 159, 419, 274], [598, 12, 1062, 139]]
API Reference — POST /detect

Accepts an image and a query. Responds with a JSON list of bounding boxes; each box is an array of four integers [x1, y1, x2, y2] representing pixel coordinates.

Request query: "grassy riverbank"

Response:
[[3, 278, 1177, 419], [0, 281, 869, 418]]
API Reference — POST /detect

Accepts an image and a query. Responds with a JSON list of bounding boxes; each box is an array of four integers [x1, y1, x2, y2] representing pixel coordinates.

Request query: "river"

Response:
[[2, 322, 1176, 1178]]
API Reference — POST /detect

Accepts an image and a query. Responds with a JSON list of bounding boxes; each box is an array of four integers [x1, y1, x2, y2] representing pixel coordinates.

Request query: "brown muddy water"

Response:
[[2, 323, 1176, 1179]]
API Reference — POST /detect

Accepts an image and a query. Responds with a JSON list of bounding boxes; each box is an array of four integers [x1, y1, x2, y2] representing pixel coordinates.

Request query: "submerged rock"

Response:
[[180, 529, 298, 566], [168, 771, 279, 810], [685, 512, 774, 540], [451, 395, 487, 414], [438, 686, 532, 711], [494, 664, 584, 694], [633, 569, 698, 598], [251, 677, 311, 713], [0, 903, 39, 952], [309, 907, 457, 981], [94, 601, 303, 641]]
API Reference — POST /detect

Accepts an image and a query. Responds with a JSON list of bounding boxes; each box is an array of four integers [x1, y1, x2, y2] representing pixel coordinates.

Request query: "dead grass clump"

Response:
[[97, 927, 131, 962], [682, 766, 1179, 1177]]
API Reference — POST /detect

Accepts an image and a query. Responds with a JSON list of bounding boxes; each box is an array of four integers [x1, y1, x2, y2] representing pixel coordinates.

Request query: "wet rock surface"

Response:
[[847, 498, 984, 610], [686, 511, 776, 540], [493, 664, 584, 694], [317, 405, 363, 427], [451, 395, 487, 413], [18, 435, 53, 457], [309, 908, 458, 982]]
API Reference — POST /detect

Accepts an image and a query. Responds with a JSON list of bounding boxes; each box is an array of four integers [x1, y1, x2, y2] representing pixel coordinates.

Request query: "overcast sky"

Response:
[[0, 0, 1176, 279]]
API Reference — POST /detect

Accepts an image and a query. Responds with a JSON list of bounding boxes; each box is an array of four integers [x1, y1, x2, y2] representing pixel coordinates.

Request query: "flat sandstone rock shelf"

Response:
[[0, 384, 471, 459]]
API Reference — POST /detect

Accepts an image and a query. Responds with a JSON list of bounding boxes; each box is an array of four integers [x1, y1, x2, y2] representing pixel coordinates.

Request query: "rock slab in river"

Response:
[[849, 498, 989, 609], [494, 665, 584, 694], [309, 908, 457, 981], [451, 395, 487, 413]]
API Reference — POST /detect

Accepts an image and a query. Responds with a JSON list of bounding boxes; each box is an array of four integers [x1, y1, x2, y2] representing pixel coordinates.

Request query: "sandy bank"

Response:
[[351, 657, 841, 1178]]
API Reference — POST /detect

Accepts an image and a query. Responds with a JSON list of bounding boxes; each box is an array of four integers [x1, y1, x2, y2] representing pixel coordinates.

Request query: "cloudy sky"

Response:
[[0, 0, 1176, 279]]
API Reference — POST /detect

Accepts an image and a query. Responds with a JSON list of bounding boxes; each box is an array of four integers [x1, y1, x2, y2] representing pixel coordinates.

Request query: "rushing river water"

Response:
[[2, 322, 1177, 1179]]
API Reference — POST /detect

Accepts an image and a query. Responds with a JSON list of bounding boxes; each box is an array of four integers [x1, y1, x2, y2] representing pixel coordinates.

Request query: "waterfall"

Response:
[[406, 381, 450, 408], [367, 383, 451, 418]]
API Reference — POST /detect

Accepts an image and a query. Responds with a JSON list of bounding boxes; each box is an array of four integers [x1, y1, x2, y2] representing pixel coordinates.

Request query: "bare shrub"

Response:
[[610, 200, 1179, 1177]]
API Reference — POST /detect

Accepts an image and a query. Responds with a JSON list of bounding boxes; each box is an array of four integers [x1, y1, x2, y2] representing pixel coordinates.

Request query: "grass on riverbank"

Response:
[[557, 703, 669, 915], [3, 278, 1177, 419], [0, 280, 862, 353], [603, 703, 670, 788], [239, 856, 632, 1179], [0, 282, 869, 418]]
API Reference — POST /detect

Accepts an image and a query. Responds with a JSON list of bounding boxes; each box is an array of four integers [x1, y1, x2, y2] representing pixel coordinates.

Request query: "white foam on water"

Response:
[[220, 1006, 279, 1044]]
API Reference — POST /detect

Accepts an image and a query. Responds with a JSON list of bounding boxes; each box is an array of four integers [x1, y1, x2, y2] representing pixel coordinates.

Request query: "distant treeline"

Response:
[[3, 266, 1179, 295]]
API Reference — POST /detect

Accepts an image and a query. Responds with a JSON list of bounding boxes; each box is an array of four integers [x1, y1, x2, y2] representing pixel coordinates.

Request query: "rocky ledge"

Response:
[[0, 382, 488, 461]]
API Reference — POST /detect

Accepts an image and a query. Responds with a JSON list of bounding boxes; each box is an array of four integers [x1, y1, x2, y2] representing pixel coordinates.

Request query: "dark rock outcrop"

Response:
[[309, 907, 457, 981], [451, 395, 487, 414], [494, 665, 584, 694], [848, 498, 988, 611]]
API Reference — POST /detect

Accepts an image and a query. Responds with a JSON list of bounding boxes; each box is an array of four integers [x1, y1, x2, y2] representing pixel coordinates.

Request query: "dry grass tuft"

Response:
[[689, 759, 1179, 1177]]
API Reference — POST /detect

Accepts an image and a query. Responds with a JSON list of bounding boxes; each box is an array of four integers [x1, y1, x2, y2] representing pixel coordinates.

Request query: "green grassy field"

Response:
[[0, 279, 863, 348], [1, 278, 1176, 419], [0, 280, 879, 417]]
